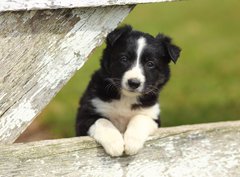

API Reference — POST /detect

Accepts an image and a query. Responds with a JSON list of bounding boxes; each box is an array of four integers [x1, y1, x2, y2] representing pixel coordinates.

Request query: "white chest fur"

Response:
[[91, 96, 160, 133]]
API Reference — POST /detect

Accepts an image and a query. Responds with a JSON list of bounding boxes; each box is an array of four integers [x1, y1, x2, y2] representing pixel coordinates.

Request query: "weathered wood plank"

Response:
[[0, 6, 134, 143], [0, 0, 175, 12], [0, 121, 240, 177]]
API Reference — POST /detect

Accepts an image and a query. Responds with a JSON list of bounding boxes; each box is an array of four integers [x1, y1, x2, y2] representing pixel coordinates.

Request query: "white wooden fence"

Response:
[[0, 0, 239, 176]]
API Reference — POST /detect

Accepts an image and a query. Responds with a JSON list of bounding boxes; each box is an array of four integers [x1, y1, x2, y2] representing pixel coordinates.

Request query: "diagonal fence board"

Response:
[[0, 121, 239, 176], [1, 0, 176, 12], [0, 5, 135, 143]]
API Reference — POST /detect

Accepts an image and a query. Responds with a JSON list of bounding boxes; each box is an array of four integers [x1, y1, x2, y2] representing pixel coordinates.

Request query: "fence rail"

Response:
[[0, 121, 239, 176]]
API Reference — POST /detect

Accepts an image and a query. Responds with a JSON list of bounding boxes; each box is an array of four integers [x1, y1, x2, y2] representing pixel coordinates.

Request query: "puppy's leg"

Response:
[[88, 118, 124, 157], [124, 115, 158, 155]]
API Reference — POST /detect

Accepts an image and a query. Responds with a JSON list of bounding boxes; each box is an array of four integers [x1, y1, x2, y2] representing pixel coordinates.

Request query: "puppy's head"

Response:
[[101, 25, 181, 97]]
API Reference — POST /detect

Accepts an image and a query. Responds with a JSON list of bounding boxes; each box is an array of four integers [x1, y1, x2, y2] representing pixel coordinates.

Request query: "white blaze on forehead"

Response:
[[136, 37, 146, 66], [121, 37, 147, 94]]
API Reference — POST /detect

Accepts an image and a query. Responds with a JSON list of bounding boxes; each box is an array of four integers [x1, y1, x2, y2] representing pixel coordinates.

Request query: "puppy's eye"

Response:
[[120, 56, 128, 63], [146, 61, 155, 68]]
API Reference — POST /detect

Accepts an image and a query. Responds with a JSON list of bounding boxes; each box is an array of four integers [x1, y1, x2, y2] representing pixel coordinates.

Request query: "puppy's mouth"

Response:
[[122, 89, 141, 96], [121, 86, 143, 97]]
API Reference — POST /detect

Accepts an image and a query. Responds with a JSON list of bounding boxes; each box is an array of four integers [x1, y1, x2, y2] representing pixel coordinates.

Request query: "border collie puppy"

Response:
[[76, 25, 181, 157]]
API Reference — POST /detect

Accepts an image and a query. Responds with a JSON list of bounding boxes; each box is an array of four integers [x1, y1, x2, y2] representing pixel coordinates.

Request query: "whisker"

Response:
[[144, 85, 159, 95], [104, 78, 122, 94]]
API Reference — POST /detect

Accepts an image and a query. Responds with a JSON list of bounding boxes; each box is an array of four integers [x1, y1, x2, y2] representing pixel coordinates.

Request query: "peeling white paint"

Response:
[[40, 160, 45, 164], [80, 161, 124, 177], [0, 93, 7, 114], [0, 93, 7, 101], [0, 99, 36, 141], [164, 142, 175, 153], [127, 160, 165, 177]]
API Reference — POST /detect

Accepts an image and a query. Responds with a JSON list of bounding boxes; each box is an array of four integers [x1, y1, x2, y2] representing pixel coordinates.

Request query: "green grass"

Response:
[[38, 0, 240, 138]]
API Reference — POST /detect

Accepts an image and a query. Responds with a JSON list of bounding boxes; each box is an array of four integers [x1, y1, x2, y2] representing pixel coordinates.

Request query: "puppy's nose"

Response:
[[128, 78, 141, 89]]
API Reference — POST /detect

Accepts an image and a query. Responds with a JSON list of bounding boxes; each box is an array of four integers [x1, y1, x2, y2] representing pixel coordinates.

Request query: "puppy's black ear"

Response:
[[156, 34, 181, 63], [107, 25, 132, 46]]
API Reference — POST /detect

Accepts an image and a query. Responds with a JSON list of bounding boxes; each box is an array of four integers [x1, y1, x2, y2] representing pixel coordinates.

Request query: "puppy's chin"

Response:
[[121, 89, 142, 97]]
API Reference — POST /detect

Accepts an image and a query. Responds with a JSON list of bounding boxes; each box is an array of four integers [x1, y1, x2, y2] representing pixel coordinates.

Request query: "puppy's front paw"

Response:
[[103, 138, 124, 157], [101, 132, 124, 157], [124, 134, 145, 155], [89, 119, 124, 157]]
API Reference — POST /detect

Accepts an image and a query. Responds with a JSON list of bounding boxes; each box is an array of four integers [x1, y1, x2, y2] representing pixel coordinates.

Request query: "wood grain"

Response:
[[0, 0, 175, 12], [0, 121, 239, 177], [0, 6, 134, 143]]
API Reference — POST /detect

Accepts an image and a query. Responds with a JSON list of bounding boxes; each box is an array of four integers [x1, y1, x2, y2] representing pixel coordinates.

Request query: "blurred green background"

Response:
[[33, 0, 240, 139]]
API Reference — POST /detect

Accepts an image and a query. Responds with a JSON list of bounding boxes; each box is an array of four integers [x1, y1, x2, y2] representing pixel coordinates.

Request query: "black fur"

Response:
[[76, 25, 181, 136]]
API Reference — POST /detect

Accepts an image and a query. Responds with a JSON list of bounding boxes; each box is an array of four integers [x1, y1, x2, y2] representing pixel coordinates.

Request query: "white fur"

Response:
[[124, 115, 158, 155], [136, 37, 146, 64], [122, 37, 146, 94], [88, 118, 124, 157], [91, 96, 160, 133]]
